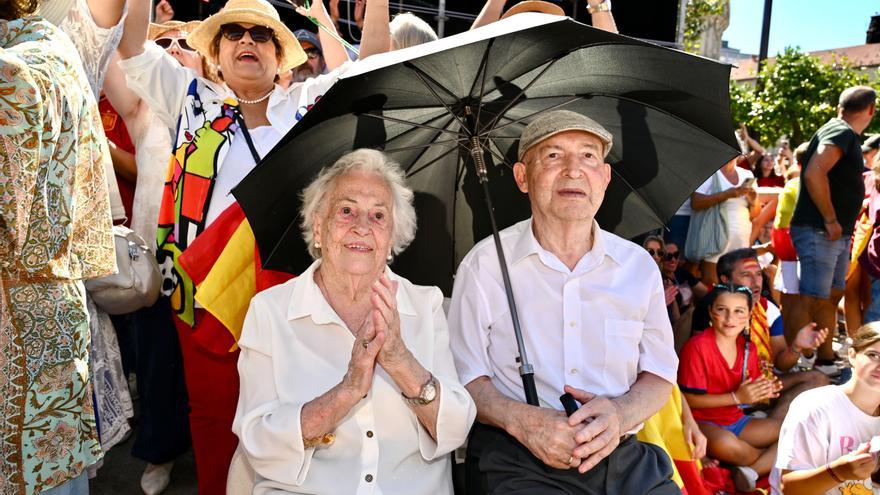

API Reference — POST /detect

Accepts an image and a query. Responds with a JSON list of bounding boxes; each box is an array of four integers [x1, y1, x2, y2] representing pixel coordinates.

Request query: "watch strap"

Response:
[[402, 373, 437, 406]]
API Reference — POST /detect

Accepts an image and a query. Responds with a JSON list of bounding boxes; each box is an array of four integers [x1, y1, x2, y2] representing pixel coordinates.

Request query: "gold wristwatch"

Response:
[[402, 374, 438, 406]]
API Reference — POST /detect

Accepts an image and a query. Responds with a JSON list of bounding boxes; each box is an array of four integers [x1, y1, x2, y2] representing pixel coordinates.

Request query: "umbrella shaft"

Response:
[[480, 179, 539, 407]]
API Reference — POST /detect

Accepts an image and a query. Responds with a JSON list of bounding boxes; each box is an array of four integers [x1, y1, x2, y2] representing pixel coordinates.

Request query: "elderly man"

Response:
[[448, 110, 679, 493]]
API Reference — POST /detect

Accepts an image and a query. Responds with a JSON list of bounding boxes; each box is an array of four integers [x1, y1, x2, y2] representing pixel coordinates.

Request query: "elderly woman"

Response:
[[104, 17, 210, 493], [116, 0, 389, 491], [233, 149, 476, 494]]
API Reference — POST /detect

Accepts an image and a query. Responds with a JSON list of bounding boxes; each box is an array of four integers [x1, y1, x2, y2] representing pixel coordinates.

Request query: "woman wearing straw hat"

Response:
[[105, 16, 215, 494], [116, 0, 390, 492]]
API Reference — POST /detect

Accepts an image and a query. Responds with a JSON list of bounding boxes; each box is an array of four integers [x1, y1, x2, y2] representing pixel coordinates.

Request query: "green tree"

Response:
[[732, 48, 879, 146], [684, 0, 727, 54]]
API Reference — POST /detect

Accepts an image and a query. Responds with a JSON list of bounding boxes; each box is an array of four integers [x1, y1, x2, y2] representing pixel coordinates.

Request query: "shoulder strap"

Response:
[[233, 108, 262, 164]]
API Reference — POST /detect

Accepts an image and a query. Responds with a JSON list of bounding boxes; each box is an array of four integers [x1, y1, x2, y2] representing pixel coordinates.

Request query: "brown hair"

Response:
[[851, 322, 880, 353], [1, 0, 39, 20]]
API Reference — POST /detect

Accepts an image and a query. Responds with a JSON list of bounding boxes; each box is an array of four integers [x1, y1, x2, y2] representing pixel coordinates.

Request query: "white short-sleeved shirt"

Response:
[[448, 218, 678, 416], [770, 385, 880, 495], [233, 260, 476, 495]]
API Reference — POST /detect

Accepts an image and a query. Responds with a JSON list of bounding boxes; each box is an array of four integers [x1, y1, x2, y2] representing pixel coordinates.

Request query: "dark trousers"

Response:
[[466, 423, 680, 495], [131, 297, 192, 464]]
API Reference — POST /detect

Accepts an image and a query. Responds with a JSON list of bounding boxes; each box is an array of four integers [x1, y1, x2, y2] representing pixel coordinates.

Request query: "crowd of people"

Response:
[[3, 0, 880, 495]]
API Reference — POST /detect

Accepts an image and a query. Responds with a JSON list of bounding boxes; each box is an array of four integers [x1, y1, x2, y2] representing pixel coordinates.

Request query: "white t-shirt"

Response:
[[203, 126, 282, 229], [695, 168, 754, 234], [771, 385, 880, 495]]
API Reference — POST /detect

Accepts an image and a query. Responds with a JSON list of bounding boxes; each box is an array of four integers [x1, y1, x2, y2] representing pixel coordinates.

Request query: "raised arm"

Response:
[[102, 54, 141, 126], [357, 0, 390, 59], [294, 1, 350, 71], [470, 0, 505, 30], [117, 0, 150, 60], [586, 0, 618, 33], [86, 0, 126, 29]]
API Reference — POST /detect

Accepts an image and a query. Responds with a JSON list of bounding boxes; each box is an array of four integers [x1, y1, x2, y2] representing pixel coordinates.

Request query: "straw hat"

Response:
[[187, 0, 306, 72], [149, 20, 202, 41], [501, 1, 565, 19]]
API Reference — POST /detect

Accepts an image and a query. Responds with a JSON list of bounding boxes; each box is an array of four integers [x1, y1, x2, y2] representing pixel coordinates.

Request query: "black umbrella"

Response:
[[233, 13, 740, 406]]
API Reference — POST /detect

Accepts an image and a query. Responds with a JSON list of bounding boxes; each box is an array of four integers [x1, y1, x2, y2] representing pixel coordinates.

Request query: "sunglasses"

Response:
[[220, 24, 275, 43], [663, 251, 680, 261], [647, 248, 664, 258], [155, 37, 195, 52], [304, 47, 321, 59]]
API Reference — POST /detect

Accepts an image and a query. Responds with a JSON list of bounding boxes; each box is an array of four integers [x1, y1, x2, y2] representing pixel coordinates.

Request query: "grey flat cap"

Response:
[[863, 134, 880, 153], [517, 110, 613, 161]]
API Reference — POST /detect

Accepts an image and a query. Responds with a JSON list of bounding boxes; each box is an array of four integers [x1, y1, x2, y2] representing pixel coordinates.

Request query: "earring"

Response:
[[314, 241, 321, 249], [386, 253, 393, 262]]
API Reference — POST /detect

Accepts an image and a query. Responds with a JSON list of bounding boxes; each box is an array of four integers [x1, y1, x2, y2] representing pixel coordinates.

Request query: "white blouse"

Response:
[[233, 260, 476, 495]]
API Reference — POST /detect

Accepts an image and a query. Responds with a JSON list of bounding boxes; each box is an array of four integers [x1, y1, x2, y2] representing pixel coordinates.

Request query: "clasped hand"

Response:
[[342, 274, 406, 399], [734, 376, 782, 405], [518, 385, 623, 473]]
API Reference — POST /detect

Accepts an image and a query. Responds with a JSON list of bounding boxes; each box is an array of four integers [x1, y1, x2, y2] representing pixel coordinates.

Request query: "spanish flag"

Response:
[[178, 202, 293, 351], [637, 387, 711, 495]]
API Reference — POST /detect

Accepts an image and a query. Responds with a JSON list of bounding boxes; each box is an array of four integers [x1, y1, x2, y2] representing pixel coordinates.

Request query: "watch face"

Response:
[[422, 379, 437, 403]]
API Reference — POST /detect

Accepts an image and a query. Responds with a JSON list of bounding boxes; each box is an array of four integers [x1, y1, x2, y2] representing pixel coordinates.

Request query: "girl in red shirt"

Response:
[[679, 284, 784, 492]]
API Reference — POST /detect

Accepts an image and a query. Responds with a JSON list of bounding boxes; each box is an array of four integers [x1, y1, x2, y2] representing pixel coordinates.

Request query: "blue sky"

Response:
[[723, 0, 879, 56]]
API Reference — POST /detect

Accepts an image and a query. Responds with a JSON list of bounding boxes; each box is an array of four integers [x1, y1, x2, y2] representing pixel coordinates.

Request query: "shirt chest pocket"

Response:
[[602, 319, 643, 383]]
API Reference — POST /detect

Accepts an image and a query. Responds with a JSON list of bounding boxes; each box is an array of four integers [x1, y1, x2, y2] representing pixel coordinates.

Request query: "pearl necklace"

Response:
[[235, 89, 273, 105]]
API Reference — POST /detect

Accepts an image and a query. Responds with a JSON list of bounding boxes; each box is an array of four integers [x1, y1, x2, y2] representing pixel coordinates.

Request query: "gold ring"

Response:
[[361, 339, 371, 348], [567, 455, 574, 465]]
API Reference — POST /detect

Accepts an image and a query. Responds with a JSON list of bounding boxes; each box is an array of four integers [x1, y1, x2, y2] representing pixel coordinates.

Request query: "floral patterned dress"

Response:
[[0, 18, 115, 494]]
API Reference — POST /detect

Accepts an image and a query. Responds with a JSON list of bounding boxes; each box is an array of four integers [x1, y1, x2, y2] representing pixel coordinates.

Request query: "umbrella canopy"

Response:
[[233, 13, 740, 295]]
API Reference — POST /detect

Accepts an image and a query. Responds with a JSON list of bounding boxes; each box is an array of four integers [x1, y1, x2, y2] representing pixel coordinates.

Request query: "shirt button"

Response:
[[570, 368, 578, 375], [365, 474, 374, 482], [569, 321, 577, 328], [366, 430, 374, 438]]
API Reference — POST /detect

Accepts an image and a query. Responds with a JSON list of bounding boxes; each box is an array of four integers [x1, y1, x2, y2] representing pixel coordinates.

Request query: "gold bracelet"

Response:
[[303, 432, 336, 449], [587, 0, 612, 14]]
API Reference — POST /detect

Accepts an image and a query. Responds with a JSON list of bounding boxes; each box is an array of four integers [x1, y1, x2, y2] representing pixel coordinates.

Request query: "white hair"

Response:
[[390, 12, 438, 50], [300, 149, 417, 260]]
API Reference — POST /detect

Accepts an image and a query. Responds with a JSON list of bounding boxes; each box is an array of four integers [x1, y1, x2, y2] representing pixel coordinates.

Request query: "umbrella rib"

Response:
[[483, 143, 514, 170], [467, 38, 493, 98], [383, 137, 466, 154], [471, 39, 494, 129], [478, 57, 561, 135], [383, 111, 456, 146], [359, 112, 461, 138], [403, 113, 458, 174], [405, 145, 461, 179], [402, 62, 462, 102], [481, 96, 584, 136], [406, 67, 470, 135]]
